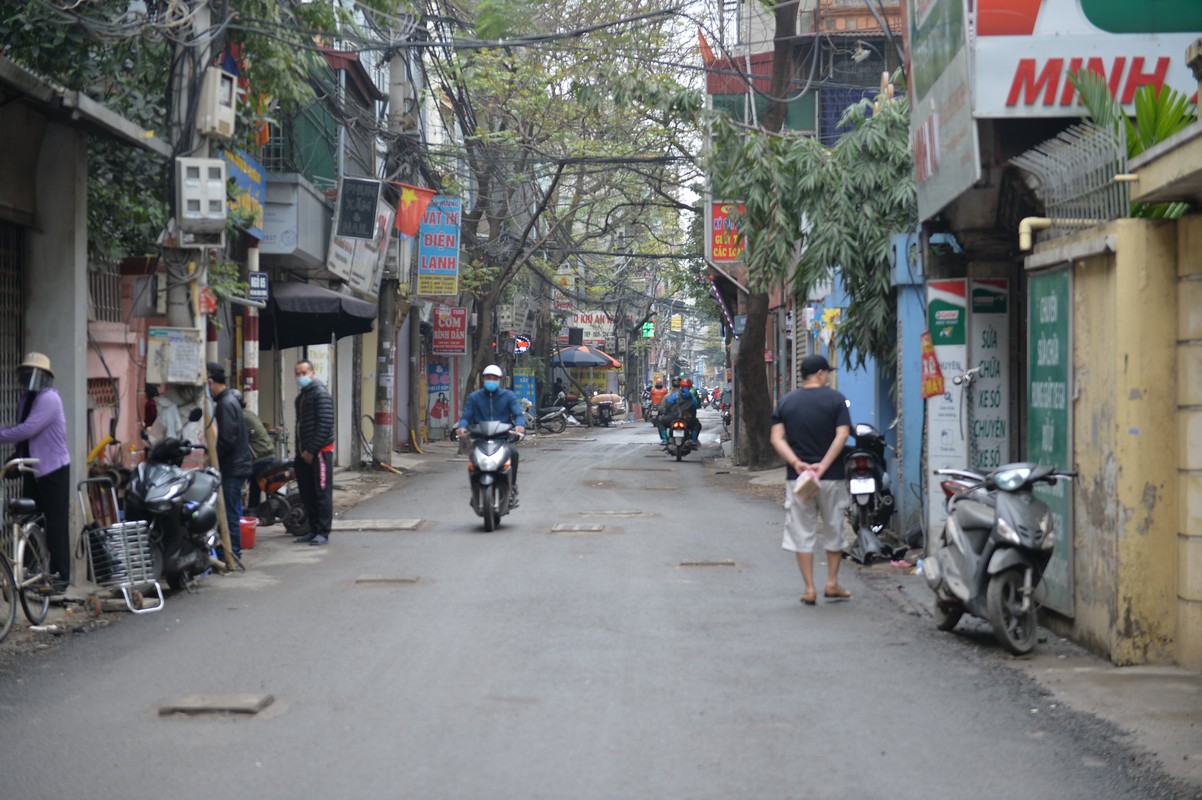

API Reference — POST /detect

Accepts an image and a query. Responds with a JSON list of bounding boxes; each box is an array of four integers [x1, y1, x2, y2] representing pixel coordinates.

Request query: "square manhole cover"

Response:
[[551, 523, 605, 533], [159, 694, 274, 716], [353, 575, 421, 586]]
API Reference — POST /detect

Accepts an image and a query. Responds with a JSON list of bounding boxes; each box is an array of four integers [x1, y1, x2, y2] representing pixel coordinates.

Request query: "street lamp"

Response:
[[852, 40, 881, 64]]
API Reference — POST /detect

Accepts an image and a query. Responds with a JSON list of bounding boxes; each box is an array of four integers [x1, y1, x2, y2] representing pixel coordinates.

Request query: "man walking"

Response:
[[769, 354, 852, 605], [208, 363, 254, 558], [293, 359, 334, 546]]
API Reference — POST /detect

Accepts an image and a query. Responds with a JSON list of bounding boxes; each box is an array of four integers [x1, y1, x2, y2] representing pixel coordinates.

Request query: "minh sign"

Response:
[[973, 0, 1202, 118]]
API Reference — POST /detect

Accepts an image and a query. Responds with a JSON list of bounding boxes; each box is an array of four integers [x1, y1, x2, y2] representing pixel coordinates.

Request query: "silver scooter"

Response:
[[465, 421, 523, 532], [924, 463, 1075, 655]]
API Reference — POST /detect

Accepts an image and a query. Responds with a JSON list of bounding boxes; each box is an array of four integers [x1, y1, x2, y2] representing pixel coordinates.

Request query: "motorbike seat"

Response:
[[951, 498, 995, 532], [536, 407, 562, 416]]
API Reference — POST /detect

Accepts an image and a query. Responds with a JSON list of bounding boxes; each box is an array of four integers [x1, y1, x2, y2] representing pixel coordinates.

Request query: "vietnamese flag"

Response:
[[394, 183, 436, 239]]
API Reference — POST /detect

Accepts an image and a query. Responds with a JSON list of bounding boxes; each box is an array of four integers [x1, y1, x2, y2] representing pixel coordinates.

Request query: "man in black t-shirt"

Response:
[[769, 354, 852, 605]]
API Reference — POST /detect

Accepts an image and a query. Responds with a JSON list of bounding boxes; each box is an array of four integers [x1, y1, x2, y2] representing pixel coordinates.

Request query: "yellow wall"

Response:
[[1043, 220, 1179, 664], [1177, 215, 1202, 668]]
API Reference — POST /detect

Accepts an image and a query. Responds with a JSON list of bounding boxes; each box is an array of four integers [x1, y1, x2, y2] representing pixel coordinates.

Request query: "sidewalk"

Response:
[[730, 458, 1202, 794]]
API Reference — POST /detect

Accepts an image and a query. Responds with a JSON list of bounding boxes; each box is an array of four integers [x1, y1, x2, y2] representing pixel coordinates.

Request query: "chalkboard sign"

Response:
[[335, 177, 380, 240]]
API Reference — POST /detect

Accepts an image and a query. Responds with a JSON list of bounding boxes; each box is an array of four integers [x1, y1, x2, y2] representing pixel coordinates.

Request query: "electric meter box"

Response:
[[175, 157, 227, 234], [197, 66, 236, 140], [145, 327, 206, 386]]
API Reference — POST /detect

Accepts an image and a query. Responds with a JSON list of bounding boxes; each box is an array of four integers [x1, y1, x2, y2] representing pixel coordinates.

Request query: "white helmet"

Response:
[[482, 364, 503, 377]]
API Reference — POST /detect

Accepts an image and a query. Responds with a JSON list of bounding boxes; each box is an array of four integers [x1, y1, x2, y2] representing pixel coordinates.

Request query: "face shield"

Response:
[[17, 367, 52, 392]]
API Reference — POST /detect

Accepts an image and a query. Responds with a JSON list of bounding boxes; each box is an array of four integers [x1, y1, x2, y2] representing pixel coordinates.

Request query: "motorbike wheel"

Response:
[[482, 486, 497, 532], [986, 570, 1038, 655], [283, 495, 310, 535], [932, 601, 964, 632], [545, 416, 566, 434], [675, 446, 683, 462]]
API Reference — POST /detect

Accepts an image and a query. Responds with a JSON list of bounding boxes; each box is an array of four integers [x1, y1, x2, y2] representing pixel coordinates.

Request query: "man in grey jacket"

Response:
[[208, 362, 253, 558], [293, 359, 335, 546]]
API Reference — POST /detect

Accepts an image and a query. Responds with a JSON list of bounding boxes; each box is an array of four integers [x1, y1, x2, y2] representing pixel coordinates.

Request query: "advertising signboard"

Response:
[[327, 198, 392, 300], [558, 310, 614, 346], [417, 196, 462, 296], [432, 307, 468, 355], [427, 358, 454, 433], [334, 177, 380, 239], [970, 279, 1010, 472], [1027, 267, 1074, 615], [908, 0, 980, 221], [222, 149, 264, 239], [706, 201, 746, 264], [974, 0, 1202, 118], [925, 279, 969, 536]]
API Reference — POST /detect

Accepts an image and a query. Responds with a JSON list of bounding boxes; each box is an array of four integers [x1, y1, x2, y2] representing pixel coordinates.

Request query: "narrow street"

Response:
[[0, 410, 1196, 799]]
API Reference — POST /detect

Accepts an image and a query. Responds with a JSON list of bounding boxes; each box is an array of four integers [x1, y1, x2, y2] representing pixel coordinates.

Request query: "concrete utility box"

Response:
[[196, 66, 236, 140], [175, 157, 227, 248]]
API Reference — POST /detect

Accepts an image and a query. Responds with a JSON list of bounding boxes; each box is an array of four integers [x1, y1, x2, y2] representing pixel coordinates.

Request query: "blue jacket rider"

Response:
[[661, 381, 701, 444], [455, 364, 527, 505]]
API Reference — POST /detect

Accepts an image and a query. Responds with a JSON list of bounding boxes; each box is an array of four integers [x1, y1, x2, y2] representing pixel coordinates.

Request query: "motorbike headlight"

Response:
[[995, 516, 1021, 545], [1038, 511, 1055, 549], [994, 468, 1031, 491]]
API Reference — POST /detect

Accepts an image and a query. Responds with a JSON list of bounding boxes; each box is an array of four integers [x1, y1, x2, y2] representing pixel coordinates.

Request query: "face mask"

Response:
[[297, 375, 312, 389], [483, 380, 500, 392]]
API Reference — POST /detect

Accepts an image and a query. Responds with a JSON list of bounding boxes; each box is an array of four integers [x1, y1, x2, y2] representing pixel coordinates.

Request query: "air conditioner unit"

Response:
[[197, 66, 237, 140]]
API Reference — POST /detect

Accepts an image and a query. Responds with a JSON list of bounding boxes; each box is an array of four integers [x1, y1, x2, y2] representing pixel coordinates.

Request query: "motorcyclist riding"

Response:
[[660, 377, 701, 447], [455, 364, 526, 507], [656, 376, 682, 445]]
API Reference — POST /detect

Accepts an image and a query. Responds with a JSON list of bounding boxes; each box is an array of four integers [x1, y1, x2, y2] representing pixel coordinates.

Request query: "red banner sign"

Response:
[[920, 330, 945, 399], [432, 307, 468, 355]]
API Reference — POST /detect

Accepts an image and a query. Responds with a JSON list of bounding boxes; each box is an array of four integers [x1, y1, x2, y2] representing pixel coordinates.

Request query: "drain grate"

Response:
[[595, 466, 672, 472], [159, 694, 274, 716], [679, 560, 737, 567], [353, 575, 421, 586], [576, 510, 648, 518], [551, 523, 605, 533]]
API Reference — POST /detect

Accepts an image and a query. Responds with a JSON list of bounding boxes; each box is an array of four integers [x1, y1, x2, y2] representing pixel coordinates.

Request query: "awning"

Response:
[[260, 282, 377, 351]]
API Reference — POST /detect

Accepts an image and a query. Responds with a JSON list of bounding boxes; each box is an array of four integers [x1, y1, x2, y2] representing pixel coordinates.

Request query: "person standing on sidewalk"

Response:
[[769, 354, 852, 606], [293, 359, 334, 546], [0, 353, 71, 593], [234, 390, 275, 512], [208, 363, 253, 558]]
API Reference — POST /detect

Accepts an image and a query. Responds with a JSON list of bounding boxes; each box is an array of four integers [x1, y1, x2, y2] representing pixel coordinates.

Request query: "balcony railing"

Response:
[[88, 271, 123, 323]]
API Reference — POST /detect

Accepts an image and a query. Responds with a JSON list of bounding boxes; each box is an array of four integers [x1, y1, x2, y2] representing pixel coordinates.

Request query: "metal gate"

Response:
[[0, 221, 26, 428]]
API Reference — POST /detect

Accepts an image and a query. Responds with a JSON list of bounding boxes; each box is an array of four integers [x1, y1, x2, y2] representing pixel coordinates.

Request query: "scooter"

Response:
[[465, 421, 523, 532], [843, 422, 895, 564], [665, 418, 695, 461], [520, 398, 568, 434], [124, 435, 223, 591], [251, 461, 309, 534], [924, 463, 1076, 655]]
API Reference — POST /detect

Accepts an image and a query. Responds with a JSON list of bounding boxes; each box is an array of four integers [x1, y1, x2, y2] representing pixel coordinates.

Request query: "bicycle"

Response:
[[0, 553, 15, 642], [2, 457, 55, 624]]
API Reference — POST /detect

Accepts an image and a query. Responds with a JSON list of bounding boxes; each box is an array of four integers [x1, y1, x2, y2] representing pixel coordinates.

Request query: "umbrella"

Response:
[[550, 345, 622, 369], [260, 282, 377, 351]]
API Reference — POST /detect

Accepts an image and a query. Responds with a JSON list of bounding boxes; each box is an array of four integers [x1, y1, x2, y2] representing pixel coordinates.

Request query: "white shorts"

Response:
[[782, 478, 849, 554]]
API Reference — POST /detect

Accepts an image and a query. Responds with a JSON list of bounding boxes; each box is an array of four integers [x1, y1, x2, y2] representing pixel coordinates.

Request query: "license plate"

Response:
[[849, 477, 876, 495], [673, 432, 684, 442]]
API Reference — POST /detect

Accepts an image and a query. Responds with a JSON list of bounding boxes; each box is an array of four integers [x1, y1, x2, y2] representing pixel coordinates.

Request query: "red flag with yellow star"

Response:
[[394, 183, 436, 238]]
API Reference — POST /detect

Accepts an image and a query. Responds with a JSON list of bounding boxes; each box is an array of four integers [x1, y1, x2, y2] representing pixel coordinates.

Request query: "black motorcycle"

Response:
[[924, 463, 1076, 655], [125, 436, 223, 590], [843, 422, 895, 564]]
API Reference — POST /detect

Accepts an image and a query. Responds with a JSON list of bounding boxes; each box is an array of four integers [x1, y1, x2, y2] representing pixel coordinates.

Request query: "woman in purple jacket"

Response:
[[0, 353, 71, 593]]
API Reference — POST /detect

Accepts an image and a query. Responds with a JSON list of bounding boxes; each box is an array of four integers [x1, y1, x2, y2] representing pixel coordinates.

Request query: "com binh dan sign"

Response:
[[973, 0, 1202, 118]]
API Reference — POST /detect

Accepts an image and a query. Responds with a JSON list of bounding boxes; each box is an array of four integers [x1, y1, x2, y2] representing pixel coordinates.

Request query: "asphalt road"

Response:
[[0, 410, 1195, 799]]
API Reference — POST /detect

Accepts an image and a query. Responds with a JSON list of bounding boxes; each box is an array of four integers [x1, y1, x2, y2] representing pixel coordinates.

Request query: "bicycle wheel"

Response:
[[17, 524, 50, 624], [0, 556, 15, 642]]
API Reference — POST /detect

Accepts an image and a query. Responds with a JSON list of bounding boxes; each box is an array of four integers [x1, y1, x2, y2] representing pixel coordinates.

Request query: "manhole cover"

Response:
[[353, 576, 421, 586], [641, 486, 675, 491], [576, 510, 647, 518], [159, 694, 274, 716], [551, 523, 605, 533], [331, 518, 422, 532], [595, 467, 672, 472], [679, 560, 737, 567]]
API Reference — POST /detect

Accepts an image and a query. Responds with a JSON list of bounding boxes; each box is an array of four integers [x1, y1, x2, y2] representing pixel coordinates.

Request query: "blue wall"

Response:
[[891, 231, 928, 535]]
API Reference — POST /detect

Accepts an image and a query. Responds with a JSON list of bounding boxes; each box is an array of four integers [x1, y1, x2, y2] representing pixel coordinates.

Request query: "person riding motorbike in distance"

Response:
[[455, 364, 526, 507], [656, 376, 682, 445], [680, 378, 703, 443]]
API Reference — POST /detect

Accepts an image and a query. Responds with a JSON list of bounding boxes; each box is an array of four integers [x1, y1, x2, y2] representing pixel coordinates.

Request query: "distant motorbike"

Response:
[[520, 398, 567, 434], [125, 436, 223, 590], [843, 422, 895, 564], [465, 421, 523, 532], [252, 461, 309, 534], [665, 418, 695, 462], [924, 463, 1076, 655]]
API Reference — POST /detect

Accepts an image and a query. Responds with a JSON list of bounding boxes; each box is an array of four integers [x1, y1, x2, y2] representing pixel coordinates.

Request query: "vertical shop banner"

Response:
[[925, 279, 968, 536], [327, 198, 392, 300], [432, 307, 468, 355], [416, 196, 462, 296], [706, 201, 746, 263], [427, 358, 453, 432], [1027, 267, 1073, 616], [512, 368, 537, 410], [970, 279, 1010, 471]]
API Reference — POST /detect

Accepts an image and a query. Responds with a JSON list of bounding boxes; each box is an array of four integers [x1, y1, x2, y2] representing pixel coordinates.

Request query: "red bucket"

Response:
[[239, 516, 258, 550]]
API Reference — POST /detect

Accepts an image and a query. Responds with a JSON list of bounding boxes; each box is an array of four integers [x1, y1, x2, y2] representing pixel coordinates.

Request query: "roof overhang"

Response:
[[1129, 121, 1202, 205]]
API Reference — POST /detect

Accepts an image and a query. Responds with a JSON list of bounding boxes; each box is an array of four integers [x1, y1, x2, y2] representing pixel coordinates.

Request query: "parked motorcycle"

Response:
[[251, 461, 309, 534], [924, 463, 1076, 655], [843, 422, 895, 564], [465, 421, 523, 532], [125, 436, 223, 590], [520, 398, 567, 434], [665, 418, 695, 461]]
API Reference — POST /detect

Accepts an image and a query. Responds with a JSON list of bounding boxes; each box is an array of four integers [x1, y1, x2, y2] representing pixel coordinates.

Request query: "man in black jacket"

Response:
[[293, 359, 335, 546], [208, 362, 253, 557]]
